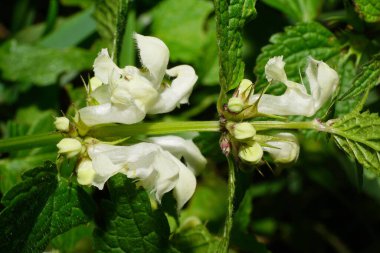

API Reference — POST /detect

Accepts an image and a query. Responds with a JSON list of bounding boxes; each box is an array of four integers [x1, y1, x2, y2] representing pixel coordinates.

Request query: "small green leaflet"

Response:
[[332, 111, 380, 175], [339, 54, 380, 101], [354, 0, 380, 23], [93, 174, 172, 253], [0, 162, 95, 253], [254, 22, 340, 95], [261, 0, 322, 22], [93, 0, 129, 64], [214, 0, 257, 91]]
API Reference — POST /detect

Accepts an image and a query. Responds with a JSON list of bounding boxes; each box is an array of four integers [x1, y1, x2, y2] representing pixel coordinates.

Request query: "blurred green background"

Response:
[[1, 0, 380, 252]]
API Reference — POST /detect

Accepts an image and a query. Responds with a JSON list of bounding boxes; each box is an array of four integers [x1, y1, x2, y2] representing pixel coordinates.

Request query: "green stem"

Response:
[[87, 121, 220, 139], [0, 120, 336, 152], [251, 119, 333, 132], [0, 132, 62, 152], [218, 156, 236, 253]]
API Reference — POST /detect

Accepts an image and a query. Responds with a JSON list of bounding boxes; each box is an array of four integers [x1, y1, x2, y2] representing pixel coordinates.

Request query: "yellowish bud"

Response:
[[77, 160, 95, 185], [238, 142, 263, 164], [57, 138, 82, 158], [54, 117, 70, 132], [230, 122, 256, 140], [227, 97, 244, 113], [237, 79, 253, 100]]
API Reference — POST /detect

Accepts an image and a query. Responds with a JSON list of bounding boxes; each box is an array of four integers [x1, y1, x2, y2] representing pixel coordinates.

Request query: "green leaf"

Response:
[[93, 0, 129, 64], [150, 0, 214, 64], [334, 58, 360, 117], [339, 54, 380, 101], [261, 0, 322, 22], [0, 40, 94, 86], [332, 111, 380, 175], [171, 224, 220, 253], [93, 174, 171, 253], [214, 0, 257, 91], [254, 22, 341, 94], [0, 162, 95, 253], [354, 0, 380, 23]]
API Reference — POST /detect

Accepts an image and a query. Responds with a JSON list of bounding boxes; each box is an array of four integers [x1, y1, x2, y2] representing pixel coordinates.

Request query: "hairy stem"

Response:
[[0, 120, 336, 152], [218, 156, 236, 253]]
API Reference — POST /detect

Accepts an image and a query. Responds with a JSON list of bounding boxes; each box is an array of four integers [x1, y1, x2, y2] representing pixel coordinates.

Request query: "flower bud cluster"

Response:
[[226, 122, 299, 165]]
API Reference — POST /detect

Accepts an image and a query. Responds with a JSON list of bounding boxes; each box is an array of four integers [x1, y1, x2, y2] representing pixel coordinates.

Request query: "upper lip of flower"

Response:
[[249, 56, 339, 117], [77, 33, 198, 127]]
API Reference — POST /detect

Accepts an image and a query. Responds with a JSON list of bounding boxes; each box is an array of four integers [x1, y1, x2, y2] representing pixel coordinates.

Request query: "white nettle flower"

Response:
[[250, 56, 339, 117], [78, 34, 198, 126], [86, 136, 206, 209], [262, 133, 299, 164]]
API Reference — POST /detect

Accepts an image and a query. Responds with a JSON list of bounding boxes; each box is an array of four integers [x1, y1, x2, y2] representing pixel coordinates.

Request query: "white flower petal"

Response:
[[173, 164, 196, 210], [134, 33, 169, 88], [90, 85, 111, 104], [88, 143, 159, 189], [148, 135, 207, 173], [265, 56, 287, 83], [250, 83, 315, 116], [110, 72, 159, 112], [306, 58, 339, 110], [147, 65, 198, 114], [93, 49, 122, 84], [151, 150, 180, 202], [262, 133, 300, 164], [78, 103, 145, 126]]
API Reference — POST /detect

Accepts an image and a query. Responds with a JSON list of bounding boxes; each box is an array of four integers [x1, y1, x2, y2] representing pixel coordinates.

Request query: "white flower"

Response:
[[86, 136, 206, 210], [57, 138, 82, 158], [262, 133, 299, 164], [78, 34, 198, 127], [250, 56, 339, 117]]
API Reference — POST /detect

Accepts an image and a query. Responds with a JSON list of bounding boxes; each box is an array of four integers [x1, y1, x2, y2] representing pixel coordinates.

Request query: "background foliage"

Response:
[[1, 0, 380, 252]]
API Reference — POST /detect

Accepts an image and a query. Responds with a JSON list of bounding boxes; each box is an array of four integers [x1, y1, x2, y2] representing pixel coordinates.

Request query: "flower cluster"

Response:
[[226, 56, 338, 164], [56, 34, 206, 210]]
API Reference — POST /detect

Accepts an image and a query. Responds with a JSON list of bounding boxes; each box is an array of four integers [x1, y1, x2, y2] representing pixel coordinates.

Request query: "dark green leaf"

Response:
[[354, 0, 380, 23], [339, 54, 380, 101], [214, 0, 257, 91], [0, 41, 95, 86], [0, 162, 95, 253], [332, 111, 380, 175], [93, 174, 171, 253], [254, 22, 341, 94]]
